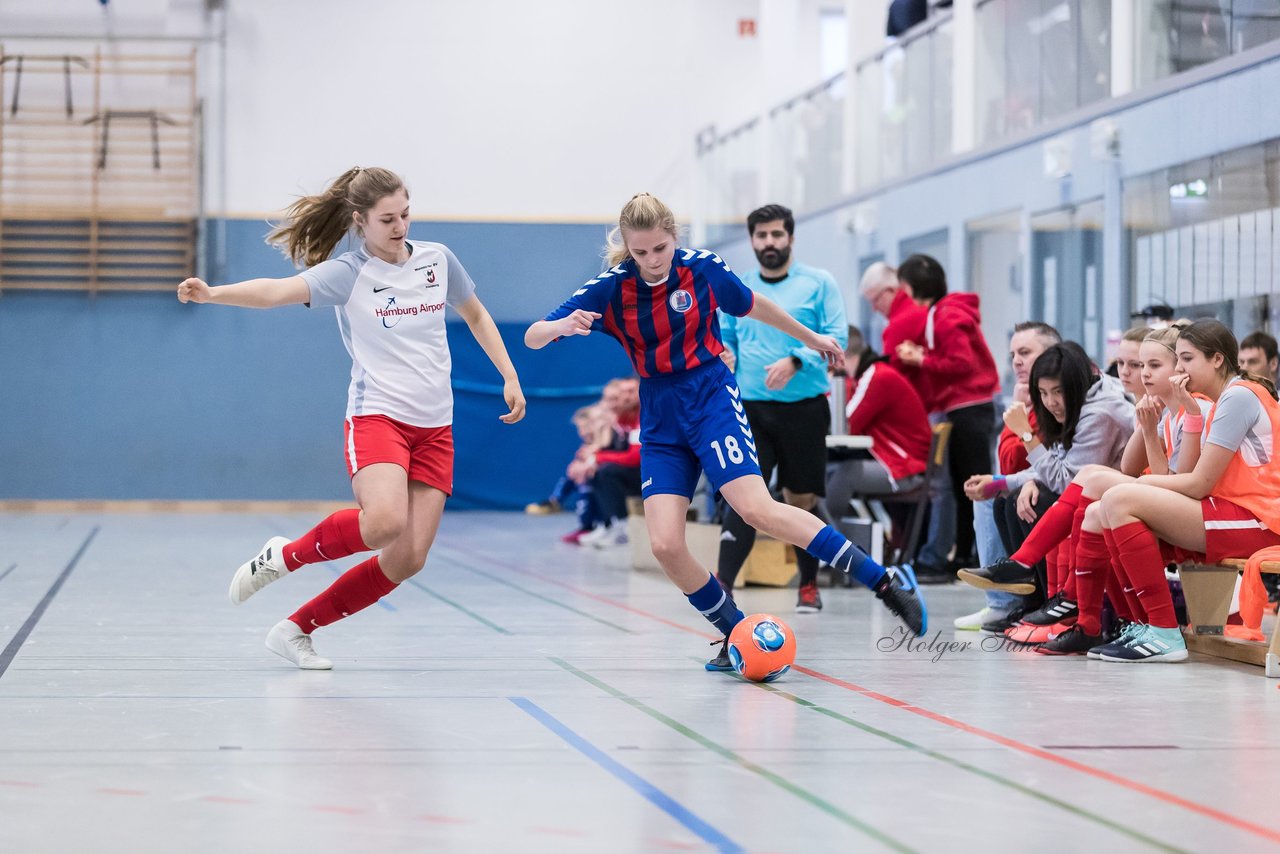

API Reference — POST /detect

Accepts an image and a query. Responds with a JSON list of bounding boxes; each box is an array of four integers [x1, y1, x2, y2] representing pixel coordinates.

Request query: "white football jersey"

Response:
[[301, 240, 476, 428]]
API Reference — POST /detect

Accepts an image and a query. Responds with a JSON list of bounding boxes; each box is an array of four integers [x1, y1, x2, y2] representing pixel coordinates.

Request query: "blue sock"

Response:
[[806, 525, 887, 589], [686, 574, 744, 637]]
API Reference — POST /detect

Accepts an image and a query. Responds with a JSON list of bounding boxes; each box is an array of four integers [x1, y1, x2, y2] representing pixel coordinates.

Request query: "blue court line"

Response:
[[0, 528, 99, 681], [509, 697, 743, 854], [324, 564, 397, 612], [0, 564, 16, 584]]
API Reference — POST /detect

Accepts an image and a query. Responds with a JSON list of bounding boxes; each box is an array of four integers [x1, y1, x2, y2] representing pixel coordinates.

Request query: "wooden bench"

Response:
[[1178, 559, 1280, 676], [624, 497, 797, 588]]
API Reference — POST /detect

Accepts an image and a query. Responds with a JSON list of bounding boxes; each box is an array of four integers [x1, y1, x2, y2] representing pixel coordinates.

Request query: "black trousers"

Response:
[[594, 463, 641, 524], [946, 401, 996, 565]]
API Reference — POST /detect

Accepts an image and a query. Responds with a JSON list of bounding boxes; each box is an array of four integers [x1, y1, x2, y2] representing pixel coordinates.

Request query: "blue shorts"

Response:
[[638, 359, 763, 500]]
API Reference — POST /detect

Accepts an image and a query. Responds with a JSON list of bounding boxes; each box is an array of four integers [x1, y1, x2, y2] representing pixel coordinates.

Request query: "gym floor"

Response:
[[2, 511, 1277, 853]]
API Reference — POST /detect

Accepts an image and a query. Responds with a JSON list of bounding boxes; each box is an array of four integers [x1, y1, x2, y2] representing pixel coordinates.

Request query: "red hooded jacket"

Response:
[[920, 292, 1000, 414], [880, 289, 930, 406]]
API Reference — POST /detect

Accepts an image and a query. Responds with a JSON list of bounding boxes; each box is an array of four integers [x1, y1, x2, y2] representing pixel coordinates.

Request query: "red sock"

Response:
[[1110, 522, 1177, 628], [1102, 528, 1144, 620], [1072, 530, 1110, 635], [1059, 497, 1093, 602], [1011, 482, 1084, 567], [288, 555, 398, 634], [283, 509, 369, 571]]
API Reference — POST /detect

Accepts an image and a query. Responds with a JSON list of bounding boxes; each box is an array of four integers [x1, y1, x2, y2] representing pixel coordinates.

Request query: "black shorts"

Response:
[[742, 395, 830, 496]]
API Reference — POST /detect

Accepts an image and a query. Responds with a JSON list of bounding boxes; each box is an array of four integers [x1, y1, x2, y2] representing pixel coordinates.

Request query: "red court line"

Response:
[[456, 545, 1280, 846]]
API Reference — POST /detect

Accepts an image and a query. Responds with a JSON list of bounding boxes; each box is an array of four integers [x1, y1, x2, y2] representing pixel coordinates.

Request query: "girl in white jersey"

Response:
[[177, 167, 526, 669]]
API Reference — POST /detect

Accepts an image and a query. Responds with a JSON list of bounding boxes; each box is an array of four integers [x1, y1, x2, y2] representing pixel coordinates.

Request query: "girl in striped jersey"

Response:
[[177, 167, 526, 669], [526, 194, 927, 671], [1092, 320, 1280, 662]]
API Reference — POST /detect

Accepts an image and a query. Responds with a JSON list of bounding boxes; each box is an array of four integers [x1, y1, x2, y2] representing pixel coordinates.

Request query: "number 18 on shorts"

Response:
[[637, 360, 763, 500]]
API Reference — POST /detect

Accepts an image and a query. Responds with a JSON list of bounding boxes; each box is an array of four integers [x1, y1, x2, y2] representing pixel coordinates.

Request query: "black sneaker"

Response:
[[956, 559, 1037, 594], [1020, 592, 1079, 627], [875, 565, 928, 636], [1035, 625, 1103, 656], [979, 604, 1032, 636], [704, 638, 734, 673]]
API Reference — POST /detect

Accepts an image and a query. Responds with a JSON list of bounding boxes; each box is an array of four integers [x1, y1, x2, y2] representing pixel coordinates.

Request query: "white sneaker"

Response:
[[229, 536, 290, 605], [265, 619, 333, 670], [954, 607, 994, 631], [590, 524, 629, 549]]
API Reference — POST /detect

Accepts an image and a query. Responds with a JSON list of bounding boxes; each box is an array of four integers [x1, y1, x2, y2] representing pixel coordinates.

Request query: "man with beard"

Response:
[[716, 204, 848, 613]]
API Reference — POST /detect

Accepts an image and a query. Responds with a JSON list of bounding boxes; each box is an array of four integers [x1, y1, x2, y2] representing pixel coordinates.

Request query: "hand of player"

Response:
[[1012, 382, 1031, 407], [719, 349, 737, 372], [1016, 480, 1040, 524], [177, 277, 213, 304], [964, 474, 994, 502], [763, 356, 798, 390], [1135, 394, 1160, 434], [500, 378, 526, 424], [559, 310, 600, 337], [1168, 372, 1197, 412], [1003, 401, 1032, 437], [805, 334, 845, 371], [895, 340, 925, 367]]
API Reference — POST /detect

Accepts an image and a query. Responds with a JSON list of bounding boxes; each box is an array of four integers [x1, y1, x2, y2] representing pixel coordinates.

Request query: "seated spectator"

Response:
[[578, 377, 642, 549], [960, 342, 1134, 614], [954, 321, 1061, 632], [1240, 331, 1279, 385], [1108, 326, 1149, 398], [963, 325, 1208, 651], [528, 405, 608, 544], [1088, 320, 1280, 662], [826, 329, 931, 559]]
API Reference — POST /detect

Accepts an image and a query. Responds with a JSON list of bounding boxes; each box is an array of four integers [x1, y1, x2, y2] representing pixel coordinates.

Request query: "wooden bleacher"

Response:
[[1179, 558, 1280, 676], [0, 43, 199, 293]]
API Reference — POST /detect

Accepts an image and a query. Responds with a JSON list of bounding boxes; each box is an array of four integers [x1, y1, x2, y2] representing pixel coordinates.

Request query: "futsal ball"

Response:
[[727, 614, 796, 682]]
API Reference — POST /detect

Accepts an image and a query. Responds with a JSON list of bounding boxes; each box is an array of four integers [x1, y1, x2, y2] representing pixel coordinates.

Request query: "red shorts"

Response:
[[1166, 496, 1280, 564], [344, 414, 453, 495]]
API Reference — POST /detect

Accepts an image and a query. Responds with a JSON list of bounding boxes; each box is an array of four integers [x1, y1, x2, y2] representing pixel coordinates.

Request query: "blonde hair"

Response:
[[1122, 325, 1152, 344], [268, 167, 407, 267], [1143, 320, 1191, 354], [604, 193, 679, 267]]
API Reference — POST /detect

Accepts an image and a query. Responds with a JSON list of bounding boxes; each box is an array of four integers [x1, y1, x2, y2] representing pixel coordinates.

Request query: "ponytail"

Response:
[[1239, 368, 1279, 400], [268, 166, 407, 268]]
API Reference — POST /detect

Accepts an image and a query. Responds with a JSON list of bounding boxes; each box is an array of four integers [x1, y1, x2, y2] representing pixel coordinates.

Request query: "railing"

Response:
[[694, 0, 1280, 228]]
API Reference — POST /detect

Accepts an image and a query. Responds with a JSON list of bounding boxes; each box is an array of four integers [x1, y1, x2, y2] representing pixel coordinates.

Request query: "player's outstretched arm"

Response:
[[177, 275, 310, 309], [746, 294, 845, 371], [524, 310, 600, 350], [455, 295, 526, 424]]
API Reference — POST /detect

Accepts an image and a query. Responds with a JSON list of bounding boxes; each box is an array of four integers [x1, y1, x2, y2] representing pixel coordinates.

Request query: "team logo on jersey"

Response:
[[425, 268, 437, 284], [669, 289, 694, 313]]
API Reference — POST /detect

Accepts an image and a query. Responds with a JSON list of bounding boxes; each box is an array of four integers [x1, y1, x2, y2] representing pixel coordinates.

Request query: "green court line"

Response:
[[403, 578, 513, 635], [551, 657, 915, 853], [754, 682, 1188, 854], [434, 554, 634, 634]]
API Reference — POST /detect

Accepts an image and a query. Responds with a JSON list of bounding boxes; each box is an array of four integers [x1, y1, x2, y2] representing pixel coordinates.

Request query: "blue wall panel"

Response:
[[0, 217, 632, 504]]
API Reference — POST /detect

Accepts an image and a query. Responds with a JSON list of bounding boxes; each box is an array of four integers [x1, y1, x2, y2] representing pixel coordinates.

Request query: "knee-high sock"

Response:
[[288, 555, 397, 634], [1072, 530, 1111, 635], [1060, 497, 1093, 602], [1102, 527, 1144, 621], [717, 507, 757, 590], [1011, 482, 1084, 567], [1110, 522, 1178, 628], [796, 505, 825, 587], [806, 525, 885, 589], [687, 572, 744, 636], [284, 509, 370, 571]]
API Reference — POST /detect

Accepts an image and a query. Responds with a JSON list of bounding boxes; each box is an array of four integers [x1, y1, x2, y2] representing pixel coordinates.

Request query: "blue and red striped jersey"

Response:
[[545, 248, 755, 378]]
